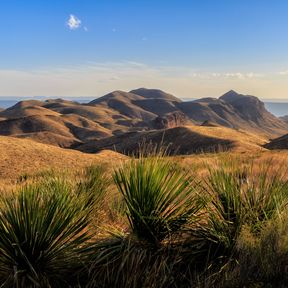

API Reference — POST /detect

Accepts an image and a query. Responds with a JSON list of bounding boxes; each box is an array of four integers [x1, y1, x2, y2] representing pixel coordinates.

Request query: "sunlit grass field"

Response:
[[0, 150, 288, 287]]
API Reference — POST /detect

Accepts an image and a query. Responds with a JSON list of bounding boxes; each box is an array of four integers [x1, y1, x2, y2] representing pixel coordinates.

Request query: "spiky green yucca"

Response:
[[0, 180, 91, 288], [193, 163, 288, 264], [76, 165, 110, 211], [113, 156, 203, 245]]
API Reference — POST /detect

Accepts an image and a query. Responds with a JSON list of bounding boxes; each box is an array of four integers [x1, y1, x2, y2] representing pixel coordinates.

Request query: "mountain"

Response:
[[0, 88, 286, 152], [177, 90, 287, 136], [279, 115, 288, 124], [152, 111, 189, 129], [218, 90, 287, 135], [77, 125, 266, 155], [88, 89, 288, 136], [129, 88, 181, 102], [0, 105, 60, 119], [0, 114, 111, 147]]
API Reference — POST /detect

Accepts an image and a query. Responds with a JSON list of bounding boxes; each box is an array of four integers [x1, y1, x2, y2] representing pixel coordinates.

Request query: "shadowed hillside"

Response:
[[264, 133, 288, 150], [77, 125, 267, 155], [0, 114, 112, 147]]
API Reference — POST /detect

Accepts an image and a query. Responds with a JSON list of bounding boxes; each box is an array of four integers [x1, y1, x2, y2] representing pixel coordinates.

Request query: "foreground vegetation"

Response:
[[0, 154, 287, 287]]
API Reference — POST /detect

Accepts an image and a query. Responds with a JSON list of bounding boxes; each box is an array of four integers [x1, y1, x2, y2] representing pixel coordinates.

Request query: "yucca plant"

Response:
[[190, 161, 288, 268], [87, 156, 204, 287], [0, 180, 91, 287], [87, 235, 176, 288], [113, 156, 204, 245], [243, 165, 288, 229], [76, 165, 110, 211]]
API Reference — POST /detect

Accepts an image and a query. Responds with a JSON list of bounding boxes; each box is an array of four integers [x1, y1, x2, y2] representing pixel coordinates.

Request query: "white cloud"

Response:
[[67, 14, 81, 30], [0, 62, 284, 99], [279, 70, 288, 75]]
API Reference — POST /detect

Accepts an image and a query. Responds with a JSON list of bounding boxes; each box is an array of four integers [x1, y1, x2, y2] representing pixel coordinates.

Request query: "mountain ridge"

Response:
[[0, 88, 287, 153]]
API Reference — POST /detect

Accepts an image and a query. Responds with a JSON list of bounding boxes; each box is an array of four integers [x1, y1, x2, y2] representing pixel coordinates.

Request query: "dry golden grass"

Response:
[[0, 136, 127, 184], [185, 125, 268, 151], [78, 124, 269, 155]]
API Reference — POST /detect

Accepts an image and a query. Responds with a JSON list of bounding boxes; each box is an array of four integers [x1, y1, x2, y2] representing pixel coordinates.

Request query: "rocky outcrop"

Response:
[[152, 111, 188, 129]]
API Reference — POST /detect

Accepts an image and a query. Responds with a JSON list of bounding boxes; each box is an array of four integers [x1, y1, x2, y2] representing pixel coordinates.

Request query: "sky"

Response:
[[1, 0, 288, 99]]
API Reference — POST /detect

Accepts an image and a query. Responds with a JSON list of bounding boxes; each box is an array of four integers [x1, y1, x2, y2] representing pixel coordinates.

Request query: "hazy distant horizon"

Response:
[[1, 95, 288, 117]]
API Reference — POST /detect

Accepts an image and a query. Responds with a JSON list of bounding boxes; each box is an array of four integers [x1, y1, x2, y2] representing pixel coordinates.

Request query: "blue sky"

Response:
[[1, 0, 288, 98]]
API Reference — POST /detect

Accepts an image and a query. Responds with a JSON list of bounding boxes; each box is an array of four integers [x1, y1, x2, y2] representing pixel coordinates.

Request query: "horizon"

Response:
[[1, 89, 288, 103], [1, 1, 288, 98]]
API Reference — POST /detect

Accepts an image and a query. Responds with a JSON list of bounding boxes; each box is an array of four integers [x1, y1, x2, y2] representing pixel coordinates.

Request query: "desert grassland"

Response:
[[0, 150, 288, 287]]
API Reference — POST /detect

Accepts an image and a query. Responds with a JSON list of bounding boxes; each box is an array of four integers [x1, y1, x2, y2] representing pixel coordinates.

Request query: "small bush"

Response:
[[0, 180, 91, 287], [113, 156, 204, 245], [76, 165, 110, 211]]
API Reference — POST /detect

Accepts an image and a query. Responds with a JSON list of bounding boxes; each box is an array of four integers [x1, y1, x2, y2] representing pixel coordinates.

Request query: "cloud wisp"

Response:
[[67, 14, 81, 30], [0, 62, 285, 99], [279, 70, 288, 75]]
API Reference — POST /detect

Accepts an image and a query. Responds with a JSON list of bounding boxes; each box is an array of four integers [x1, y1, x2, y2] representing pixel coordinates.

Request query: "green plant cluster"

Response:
[[0, 158, 287, 287]]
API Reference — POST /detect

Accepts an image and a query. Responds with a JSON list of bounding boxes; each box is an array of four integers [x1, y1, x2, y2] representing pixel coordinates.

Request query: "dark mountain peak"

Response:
[[219, 90, 275, 124], [130, 88, 181, 102], [219, 90, 241, 101], [223, 89, 239, 96], [220, 90, 260, 104]]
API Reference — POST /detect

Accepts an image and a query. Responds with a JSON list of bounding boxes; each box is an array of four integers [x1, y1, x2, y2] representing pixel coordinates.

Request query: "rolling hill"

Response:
[[0, 136, 126, 180], [88, 89, 288, 136], [77, 125, 267, 155], [0, 88, 286, 153], [264, 134, 288, 150], [0, 113, 112, 147]]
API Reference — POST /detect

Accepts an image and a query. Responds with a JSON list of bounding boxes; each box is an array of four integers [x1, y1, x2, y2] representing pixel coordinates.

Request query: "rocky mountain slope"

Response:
[[0, 88, 286, 152]]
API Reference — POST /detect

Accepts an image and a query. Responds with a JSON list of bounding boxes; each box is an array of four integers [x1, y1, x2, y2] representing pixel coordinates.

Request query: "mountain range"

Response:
[[0, 88, 287, 155]]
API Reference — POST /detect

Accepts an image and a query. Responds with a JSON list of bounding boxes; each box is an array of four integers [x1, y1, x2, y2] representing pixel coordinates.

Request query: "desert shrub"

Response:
[[224, 216, 288, 287], [1, 155, 287, 287], [0, 180, 92, 288], [113, 156, 204, 245], [186, 161, 288, 286], [86, 235, 175, 288], [76, 165, 110, 211], [86, 156, 205, 287]]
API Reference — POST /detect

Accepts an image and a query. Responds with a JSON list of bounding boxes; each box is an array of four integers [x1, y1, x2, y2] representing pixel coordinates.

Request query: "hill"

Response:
[[218, 90, 287, 135], [0, 105, 60, 119], [0, 136, 126, 181], [264, 134, 288, 150], [77, 125, 267, 155], [0, 113, 112, 147], [129, 88, 181, 102], [88, 89, 287, 137], [0, 88, 287, 151]]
